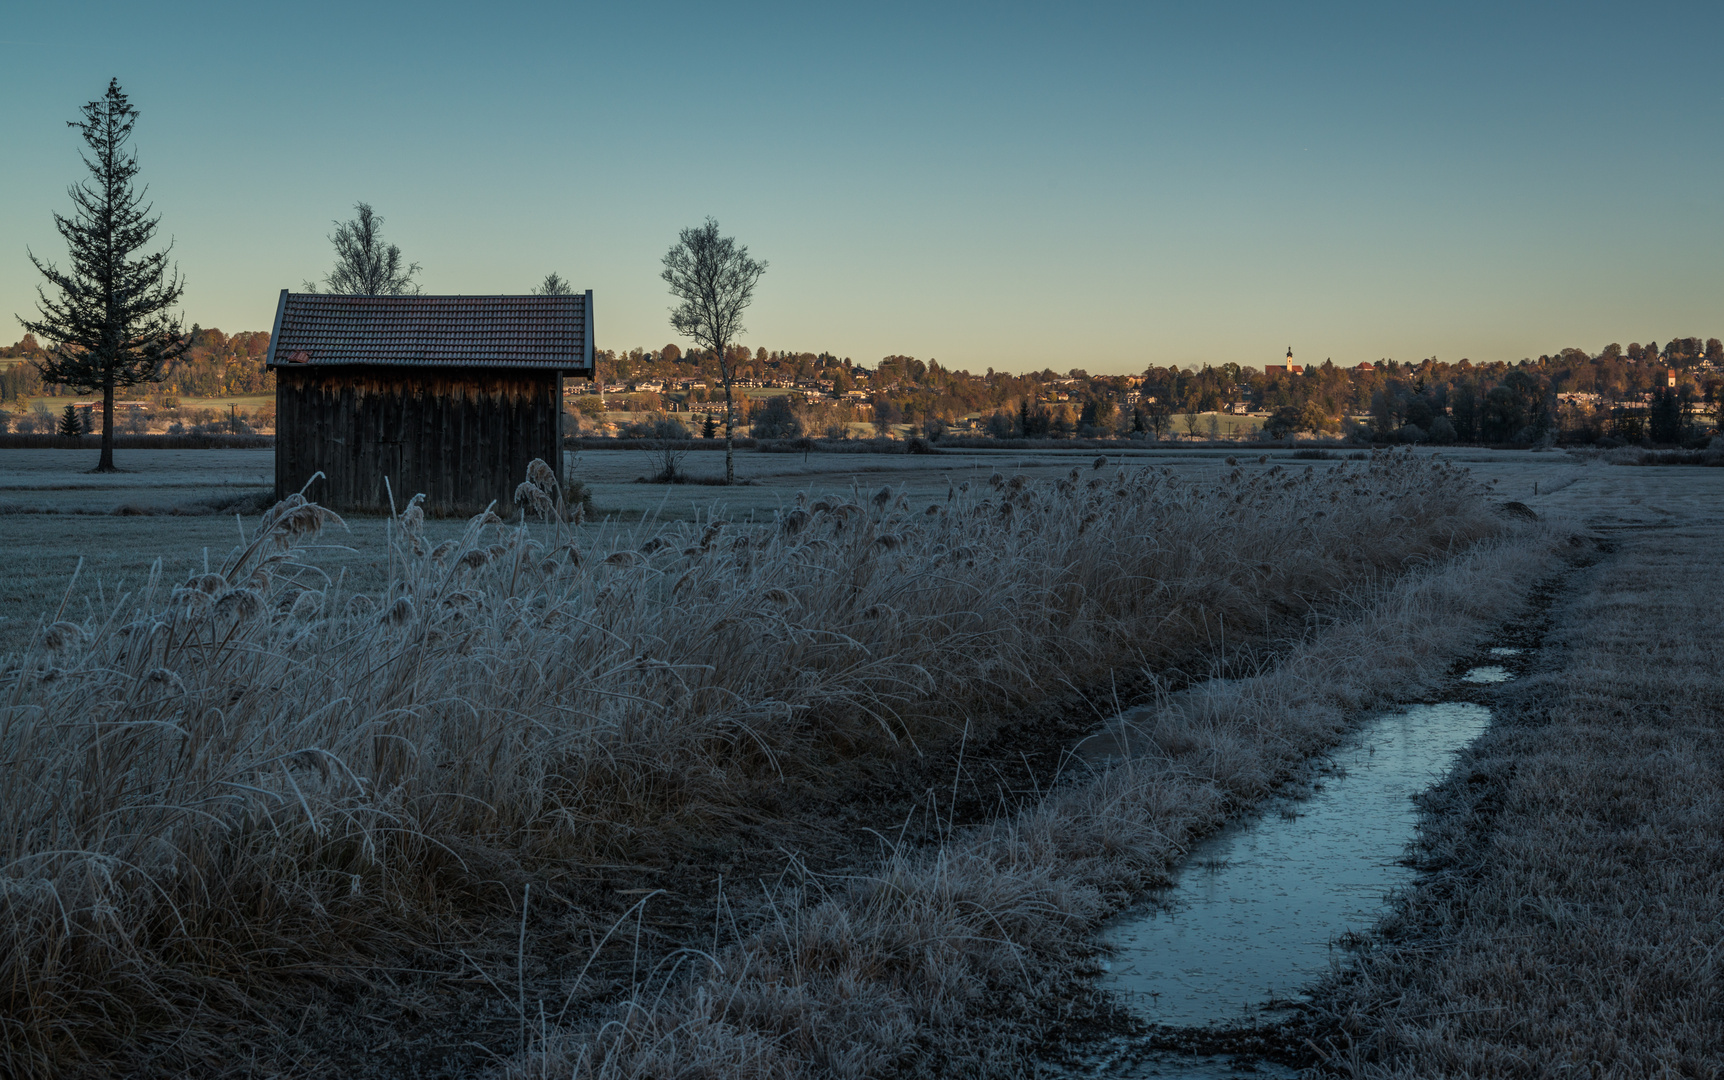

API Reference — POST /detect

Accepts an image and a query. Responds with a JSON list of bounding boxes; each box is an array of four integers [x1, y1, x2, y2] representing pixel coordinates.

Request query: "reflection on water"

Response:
[[1097, 701, 1493, 1029], [1461, 665, 1511, 683], [1489, 646, 1523, 656]]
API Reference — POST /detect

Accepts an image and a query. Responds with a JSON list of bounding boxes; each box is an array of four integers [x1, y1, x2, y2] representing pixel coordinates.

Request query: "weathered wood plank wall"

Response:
[[275, 366, 562, 516]]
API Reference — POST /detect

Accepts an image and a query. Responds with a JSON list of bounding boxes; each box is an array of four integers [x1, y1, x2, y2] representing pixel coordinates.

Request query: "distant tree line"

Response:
[[1, 327, 272, 404], [12, 325, 1724, 447], [1244, 341, 1723, 445], [576, 336, 1723, 445]]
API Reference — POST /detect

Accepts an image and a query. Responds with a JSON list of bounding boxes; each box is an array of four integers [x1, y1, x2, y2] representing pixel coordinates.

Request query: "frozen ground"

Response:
[[0, 442, 1697, 652]]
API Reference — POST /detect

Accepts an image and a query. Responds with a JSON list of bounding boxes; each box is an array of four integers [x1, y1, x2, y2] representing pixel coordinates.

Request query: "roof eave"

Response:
[[262, 289, 289, 367]]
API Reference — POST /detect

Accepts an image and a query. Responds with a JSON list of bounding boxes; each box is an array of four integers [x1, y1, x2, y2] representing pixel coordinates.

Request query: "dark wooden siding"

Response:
[[275, 366, 562, 516]]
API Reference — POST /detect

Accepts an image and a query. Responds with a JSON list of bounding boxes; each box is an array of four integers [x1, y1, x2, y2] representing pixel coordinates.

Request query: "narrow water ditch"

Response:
[[1050, 658, 1523, 1079]]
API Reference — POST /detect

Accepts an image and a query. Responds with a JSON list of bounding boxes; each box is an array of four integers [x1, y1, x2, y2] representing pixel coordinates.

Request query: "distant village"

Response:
[[3, 331, 1721, 446]]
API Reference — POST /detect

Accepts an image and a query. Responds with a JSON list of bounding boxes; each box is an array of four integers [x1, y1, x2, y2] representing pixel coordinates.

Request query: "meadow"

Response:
[[0, 442, 1575, 651], [0, 443, 1715, 1078]]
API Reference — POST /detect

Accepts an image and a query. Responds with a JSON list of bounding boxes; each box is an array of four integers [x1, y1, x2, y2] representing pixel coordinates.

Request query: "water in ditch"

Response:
[[1063, 671, 1508, 1077]]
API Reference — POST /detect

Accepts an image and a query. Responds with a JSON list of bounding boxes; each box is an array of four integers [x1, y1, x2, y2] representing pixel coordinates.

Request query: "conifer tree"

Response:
[[18, 79, 188, 472], [304, 203, 420, 295], [58, 404, 84, 438]]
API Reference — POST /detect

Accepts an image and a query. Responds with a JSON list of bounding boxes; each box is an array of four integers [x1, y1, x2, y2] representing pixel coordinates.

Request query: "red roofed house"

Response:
[[266, 290, 595, 515], [1265, 346, 1304, 379]]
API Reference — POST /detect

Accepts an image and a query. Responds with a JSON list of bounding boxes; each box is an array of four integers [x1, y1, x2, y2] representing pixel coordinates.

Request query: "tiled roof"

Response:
[[265, 291, 592, 372]]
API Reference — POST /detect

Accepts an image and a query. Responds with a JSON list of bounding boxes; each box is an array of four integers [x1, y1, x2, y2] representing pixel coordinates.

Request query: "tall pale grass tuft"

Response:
[[0, 449, 1500, 1075]]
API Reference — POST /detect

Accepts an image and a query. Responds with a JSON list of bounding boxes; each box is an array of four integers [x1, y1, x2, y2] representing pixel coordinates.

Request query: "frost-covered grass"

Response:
[[504, 525, 1560, 1080], [1311, 525, 1724, 1079], [0, 450, 1503, 1076]]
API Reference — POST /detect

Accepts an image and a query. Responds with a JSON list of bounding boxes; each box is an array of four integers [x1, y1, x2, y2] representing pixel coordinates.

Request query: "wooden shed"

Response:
[[265, 290, 594, 515]]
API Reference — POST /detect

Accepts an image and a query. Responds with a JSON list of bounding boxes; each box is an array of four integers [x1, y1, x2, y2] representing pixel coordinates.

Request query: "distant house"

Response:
[[73, 400, 150, 414], [1266, 346, 1304, 378], [266, 290, 595, 516]]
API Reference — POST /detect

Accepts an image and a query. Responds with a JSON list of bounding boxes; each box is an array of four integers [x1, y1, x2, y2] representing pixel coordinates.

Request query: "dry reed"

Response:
[[0, 450, 1503, 1076], [504, 520, 1562, 1080]]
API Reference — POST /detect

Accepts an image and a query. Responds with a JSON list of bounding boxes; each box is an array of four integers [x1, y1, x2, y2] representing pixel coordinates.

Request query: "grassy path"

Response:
[[1315, 514, 1724, 1077]]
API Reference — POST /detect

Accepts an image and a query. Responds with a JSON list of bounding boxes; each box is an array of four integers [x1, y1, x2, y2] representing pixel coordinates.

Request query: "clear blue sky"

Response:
[[3, 1, 1719, 374]]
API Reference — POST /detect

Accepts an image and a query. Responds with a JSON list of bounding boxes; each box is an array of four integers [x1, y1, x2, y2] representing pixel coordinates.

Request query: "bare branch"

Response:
[[662, 219, 766, 484]]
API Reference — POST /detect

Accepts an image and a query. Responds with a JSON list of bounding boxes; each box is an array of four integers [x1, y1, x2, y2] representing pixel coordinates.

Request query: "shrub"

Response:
[[647, 441, 690, 482], [750, 396, 802, 439], [1264, 405, 1304, 439], [562, 477, 596, 514]]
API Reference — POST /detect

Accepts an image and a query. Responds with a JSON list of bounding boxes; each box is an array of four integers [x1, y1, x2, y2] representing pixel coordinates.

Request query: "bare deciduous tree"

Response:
[[661, 218, 766, 484], [19, 78, 189, 472], [304, 202, 420, 295], [531, 272, 573, 296]]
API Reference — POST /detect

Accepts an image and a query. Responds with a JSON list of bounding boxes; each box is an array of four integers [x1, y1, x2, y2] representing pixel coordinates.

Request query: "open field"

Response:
[[5, 393, 275, 412], [1, 443, 1577, 651], [0, 448, 276, 510], [0, 444, 1718, 1077]]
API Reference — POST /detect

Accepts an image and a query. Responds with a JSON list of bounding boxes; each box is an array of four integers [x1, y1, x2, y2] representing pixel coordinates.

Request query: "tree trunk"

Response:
[[723, 368, 735, 485], [96, 378, 116, 472]]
